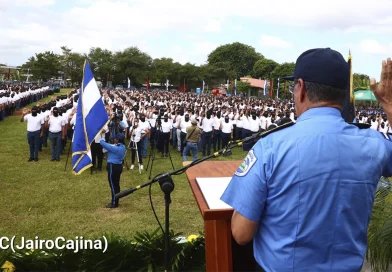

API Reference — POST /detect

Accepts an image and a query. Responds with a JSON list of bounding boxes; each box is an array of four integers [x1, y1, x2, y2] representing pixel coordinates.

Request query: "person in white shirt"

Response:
[[370, 115, 380, 131], [45, 107, 66, 161], [128, 118, 144, 169], [20, 106, 44, 162], [200, 111, 214, 156], [178, 113, 192, 154], [157, 114, 172, 157], [221, 115, 233, 148], [138, 113, 150, 158], [213, 111, 223, 151]]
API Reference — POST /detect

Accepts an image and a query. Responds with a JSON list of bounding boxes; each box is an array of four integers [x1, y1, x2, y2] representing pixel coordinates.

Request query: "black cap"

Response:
[[32, 106, 38, 111], [283, 48, 349, 90]]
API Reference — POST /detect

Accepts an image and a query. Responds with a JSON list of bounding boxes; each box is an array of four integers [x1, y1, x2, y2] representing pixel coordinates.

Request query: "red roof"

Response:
[[240, 77, 265, 88]]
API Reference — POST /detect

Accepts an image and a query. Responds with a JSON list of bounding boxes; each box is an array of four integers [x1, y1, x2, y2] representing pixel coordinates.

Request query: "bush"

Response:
[[0, 229, 205, 272]]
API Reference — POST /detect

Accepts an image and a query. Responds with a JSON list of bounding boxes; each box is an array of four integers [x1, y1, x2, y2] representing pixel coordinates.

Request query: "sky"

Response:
[[0, 0, 391, 79]]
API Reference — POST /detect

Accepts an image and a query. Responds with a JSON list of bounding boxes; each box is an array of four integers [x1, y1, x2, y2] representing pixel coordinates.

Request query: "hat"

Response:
[[112, 133, 124, 141], [190, 118, 198, 125], [283, 48, 349, 90], [32, 106, 38, 111]]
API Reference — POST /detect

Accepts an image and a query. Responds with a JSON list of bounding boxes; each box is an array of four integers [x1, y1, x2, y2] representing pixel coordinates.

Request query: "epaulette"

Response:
[[259, 121, 294, 138], [348, 123, 371, 129], [380, 132, 392, 141]]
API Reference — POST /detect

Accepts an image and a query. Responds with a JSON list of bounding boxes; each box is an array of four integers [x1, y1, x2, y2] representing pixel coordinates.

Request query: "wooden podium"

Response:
[[185, 161, 257, 271]]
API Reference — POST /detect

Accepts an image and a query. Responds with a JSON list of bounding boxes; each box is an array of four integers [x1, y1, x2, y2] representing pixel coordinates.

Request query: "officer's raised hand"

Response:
[[371, 58, 392, 107]]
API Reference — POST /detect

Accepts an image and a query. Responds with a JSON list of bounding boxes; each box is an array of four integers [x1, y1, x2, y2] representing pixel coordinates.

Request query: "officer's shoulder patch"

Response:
[[380, 132, 392, 141], [235, 149, 257, 177], [348, 122, 371, 129], [259, 121, 294, 139]]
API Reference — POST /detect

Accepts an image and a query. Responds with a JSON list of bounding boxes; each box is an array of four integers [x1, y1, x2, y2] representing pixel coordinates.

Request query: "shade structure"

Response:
[[354, 90, 378, 102]]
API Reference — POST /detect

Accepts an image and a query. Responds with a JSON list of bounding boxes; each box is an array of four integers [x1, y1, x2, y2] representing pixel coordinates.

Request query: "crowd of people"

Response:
[[19, 87, 391, 166], [0, 84, 52, 121]]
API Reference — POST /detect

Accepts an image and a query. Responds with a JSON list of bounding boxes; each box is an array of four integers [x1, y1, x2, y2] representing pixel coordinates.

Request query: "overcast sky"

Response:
[[0, 0, 391, 79]]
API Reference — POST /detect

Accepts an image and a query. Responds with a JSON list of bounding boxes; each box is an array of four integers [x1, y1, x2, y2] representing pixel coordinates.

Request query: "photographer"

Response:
[[157, 113, 172, 157], [109, 114, 127, 143]]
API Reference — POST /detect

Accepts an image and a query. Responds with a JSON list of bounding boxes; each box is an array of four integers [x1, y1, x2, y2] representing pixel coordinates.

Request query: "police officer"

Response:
[[221, 49, 392, 271], [100, 133, 126, 208]]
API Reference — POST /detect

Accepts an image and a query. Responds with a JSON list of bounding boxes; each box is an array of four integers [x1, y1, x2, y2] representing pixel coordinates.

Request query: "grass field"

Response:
[[0, 89, 248, 240]]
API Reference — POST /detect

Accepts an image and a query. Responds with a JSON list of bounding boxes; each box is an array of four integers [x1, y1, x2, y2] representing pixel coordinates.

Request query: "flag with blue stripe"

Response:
[[72, 60, 108, 175], [263, 79, 268, 96]]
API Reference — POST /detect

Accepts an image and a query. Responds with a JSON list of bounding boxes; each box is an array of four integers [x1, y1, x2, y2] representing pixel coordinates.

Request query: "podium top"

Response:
[[185, 161, 242, 221]]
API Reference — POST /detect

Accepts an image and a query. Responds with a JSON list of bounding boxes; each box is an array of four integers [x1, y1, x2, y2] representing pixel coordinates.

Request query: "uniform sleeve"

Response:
[[220, 142, 268, 222], [381, 137, 392, 177]]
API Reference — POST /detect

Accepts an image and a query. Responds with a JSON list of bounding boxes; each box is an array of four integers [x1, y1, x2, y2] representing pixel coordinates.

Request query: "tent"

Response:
[[354, 90, 377, 102]]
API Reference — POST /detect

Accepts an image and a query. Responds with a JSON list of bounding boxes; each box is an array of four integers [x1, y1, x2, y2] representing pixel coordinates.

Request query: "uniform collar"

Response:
[[297, 107, 342, 122]]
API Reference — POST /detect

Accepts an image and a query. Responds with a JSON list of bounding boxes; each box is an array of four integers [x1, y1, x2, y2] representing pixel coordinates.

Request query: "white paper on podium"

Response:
[[196, 177, 233, 210]]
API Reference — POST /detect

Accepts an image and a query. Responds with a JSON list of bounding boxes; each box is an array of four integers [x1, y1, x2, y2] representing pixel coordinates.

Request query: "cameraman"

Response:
[[109, 114, 127, 142]]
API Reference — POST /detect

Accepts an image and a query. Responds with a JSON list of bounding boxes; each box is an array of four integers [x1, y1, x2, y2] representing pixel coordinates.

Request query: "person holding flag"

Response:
[[100, 133, 126, 208]]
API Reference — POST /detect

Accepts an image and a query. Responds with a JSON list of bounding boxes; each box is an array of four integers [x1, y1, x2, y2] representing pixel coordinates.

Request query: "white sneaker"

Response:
[[130, 165, 134, 170], [140, 164, 143, 170]]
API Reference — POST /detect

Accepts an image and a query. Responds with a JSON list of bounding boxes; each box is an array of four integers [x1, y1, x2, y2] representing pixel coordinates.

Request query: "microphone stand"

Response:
[[115, 130, 263, 271]]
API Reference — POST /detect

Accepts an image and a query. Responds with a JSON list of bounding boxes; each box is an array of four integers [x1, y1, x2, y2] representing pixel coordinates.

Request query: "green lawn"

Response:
[[0, 89, 248, 240]]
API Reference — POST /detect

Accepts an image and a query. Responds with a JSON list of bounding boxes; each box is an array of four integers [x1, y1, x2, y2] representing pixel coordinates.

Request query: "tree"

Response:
[[88, 47, 114, 86], [236, 80, 251, 94], [60, 46, 85, 87], [207, 42, 263, 78], [270, 62, 295, 99], [22, 51, 61, 82], [353, 73, 370, 91], [150, 58, 176, 86], [253, 58, 278, 79]]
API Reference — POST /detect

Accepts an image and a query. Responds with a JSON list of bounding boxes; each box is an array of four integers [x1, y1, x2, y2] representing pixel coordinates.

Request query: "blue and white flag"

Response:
[[276, 78, 280, 99], [263, 79, 268, 96], [72, 60, 108, 175], [165, 77, 169, 91], [202, 79, 205, 94], [127, 77, 130, 89]]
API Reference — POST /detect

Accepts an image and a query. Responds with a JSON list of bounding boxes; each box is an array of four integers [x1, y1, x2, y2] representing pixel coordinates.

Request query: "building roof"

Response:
[[240, 77, 265, 88]]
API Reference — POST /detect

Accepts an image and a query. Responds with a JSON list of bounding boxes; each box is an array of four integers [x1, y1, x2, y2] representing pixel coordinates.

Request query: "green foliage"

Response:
[[367, 190, 392, 272], [271, 62, 295, 99], [353, 73, 370, 92], [21, 51, 62, 82], [207, 42, 264, 78], [253, 58, 278, 79], [0, 229, 205, 271], [237, 80, 251, 94]]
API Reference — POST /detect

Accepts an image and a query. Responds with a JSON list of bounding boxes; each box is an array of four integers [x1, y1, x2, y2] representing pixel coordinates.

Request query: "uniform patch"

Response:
[[235, 149, 257, 177]]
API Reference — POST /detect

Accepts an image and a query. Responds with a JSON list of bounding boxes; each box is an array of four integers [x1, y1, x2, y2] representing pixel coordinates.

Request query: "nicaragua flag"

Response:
[[72, 60, 108, 175], [263, 79, 268, 96]]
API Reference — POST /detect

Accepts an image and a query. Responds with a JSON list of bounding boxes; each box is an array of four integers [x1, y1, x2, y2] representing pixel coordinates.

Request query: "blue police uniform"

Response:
[[100, 138, 126, 207], [221, 107, 392, 271]]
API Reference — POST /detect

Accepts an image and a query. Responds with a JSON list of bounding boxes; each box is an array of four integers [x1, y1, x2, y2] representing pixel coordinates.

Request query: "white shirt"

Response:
[[180, 120, 191, 133], [48, 116, 65, 133], [94, 125, 108, 143], [161, 120, 172, 133], [249, 117, 260, 132], [260, 116, 268, 130], [130, 126, 143, 142], [221, 120, 233, 134], [213, 117, 223, 130], [370, 120, 379, 131], [24, 114, 44, 132], [201, 117, 214, 132], [241, 116, 250, 130], [138, 120, 149, 134]]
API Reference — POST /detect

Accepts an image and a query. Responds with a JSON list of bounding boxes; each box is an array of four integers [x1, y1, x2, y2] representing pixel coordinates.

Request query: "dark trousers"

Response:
[[236, 127, 243, 140], [27, 130, 40, 159], [213, 130, 222, 151], [202, 131, 212, 156], [91, 142, 103, 169], [232, 125, 237, 141], [221, 132, 231, 148], [49, 132, 62, 160], [131, 141, 142, 164], [242, 129, 253, 151], [108, 163, 122, 206], [180, 131, 187, 153], [160, 132, 170, 155]]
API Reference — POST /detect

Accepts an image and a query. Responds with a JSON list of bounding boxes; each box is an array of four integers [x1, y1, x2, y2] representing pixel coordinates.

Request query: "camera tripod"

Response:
[[128, 135, 142, 174], [146, 123, 174, 179]]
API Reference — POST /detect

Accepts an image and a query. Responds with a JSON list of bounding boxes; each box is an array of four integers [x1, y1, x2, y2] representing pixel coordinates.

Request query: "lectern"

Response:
[[185, 161, 257, 271]]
